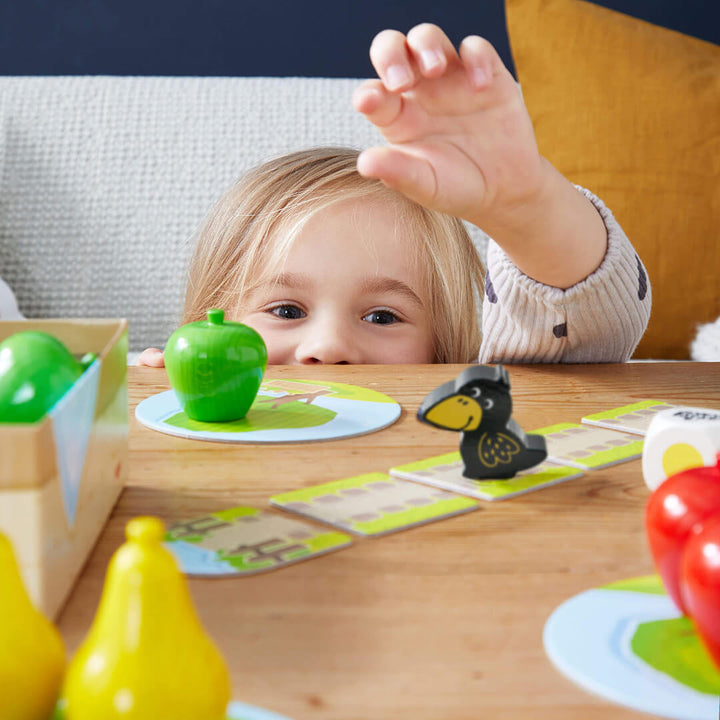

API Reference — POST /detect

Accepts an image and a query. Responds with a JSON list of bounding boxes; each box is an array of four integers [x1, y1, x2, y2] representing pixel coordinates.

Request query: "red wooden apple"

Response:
[[680, 513, 720, 666], [645, 454, 720, 614]]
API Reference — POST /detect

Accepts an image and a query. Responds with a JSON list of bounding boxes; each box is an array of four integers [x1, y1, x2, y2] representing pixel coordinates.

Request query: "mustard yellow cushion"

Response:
[[505, 0, 720, 359]]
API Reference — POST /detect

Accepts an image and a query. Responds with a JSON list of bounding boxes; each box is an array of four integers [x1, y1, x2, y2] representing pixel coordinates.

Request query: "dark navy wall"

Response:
[[1, 0, 717, 78]]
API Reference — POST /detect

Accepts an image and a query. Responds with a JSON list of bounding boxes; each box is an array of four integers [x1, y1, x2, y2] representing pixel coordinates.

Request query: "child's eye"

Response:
[[269, 304, 306, 320], [363, 310, 401, 325]]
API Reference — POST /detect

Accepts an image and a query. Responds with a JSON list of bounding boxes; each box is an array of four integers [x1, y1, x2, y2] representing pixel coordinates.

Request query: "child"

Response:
[[139, 24, 650, 366]]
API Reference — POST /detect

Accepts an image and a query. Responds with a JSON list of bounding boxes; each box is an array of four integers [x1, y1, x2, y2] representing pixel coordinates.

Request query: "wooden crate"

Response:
[[0, 319, 128, 618]]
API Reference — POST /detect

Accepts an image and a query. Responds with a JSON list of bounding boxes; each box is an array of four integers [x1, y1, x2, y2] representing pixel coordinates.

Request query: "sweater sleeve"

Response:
[[477, 186, 651, 364]]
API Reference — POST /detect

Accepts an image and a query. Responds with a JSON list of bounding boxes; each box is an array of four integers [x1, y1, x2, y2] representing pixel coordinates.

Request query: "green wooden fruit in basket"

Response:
[[0, 331, 96, 423], [164, 309, 267, 422]]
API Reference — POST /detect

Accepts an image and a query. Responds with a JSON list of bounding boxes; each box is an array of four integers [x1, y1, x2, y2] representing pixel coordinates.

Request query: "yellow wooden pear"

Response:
[[62, 516, 230, 720], [0, 530, 65, 720]]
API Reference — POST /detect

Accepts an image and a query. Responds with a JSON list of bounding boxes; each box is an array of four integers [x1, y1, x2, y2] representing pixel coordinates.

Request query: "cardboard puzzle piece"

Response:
[[165, 507, 352, 576], [534, 422, 644, 470], [581, 400, 675, 436], [270, 472, 479, 536], [390, 452, 584, 501]]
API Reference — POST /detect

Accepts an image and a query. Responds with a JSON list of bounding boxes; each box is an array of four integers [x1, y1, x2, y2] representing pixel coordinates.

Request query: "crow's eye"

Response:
[[481, 398, 494, 410], [467, 387, 481, 399]]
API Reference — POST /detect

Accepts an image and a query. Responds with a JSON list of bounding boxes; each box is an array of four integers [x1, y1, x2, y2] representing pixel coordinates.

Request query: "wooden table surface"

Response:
[[58, 362, 720, 720]]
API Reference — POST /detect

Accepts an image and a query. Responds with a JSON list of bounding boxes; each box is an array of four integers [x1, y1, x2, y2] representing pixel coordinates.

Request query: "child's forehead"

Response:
[[297, 196, 430, 256], [247, 194, 433, 289], [282, 193, 426, 241]]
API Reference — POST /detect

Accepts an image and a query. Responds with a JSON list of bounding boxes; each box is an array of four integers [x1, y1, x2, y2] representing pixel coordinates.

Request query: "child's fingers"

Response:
[[368, 29, 417, 92], [357, 147, 436, 207], [352, 79, 403, 128], [137, 347, 165, 367], [459, 35, 504, 90], [405, 23, 459, 78]]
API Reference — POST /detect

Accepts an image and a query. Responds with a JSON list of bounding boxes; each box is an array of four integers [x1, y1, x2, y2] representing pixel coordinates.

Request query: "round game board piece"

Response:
[[544, 575, 720, 720], [135, 378, 401, 443], [226, 701, 296, 720]]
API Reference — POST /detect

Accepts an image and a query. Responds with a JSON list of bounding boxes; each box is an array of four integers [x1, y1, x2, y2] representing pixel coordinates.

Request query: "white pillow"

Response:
[[691, 317, 720, 361], [0, 276, 24, 320], [0, 114, 24, 321]]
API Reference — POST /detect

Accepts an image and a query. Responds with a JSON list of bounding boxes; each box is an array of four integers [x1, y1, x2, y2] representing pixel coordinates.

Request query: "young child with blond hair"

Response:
[[140, 24, 650, 367]]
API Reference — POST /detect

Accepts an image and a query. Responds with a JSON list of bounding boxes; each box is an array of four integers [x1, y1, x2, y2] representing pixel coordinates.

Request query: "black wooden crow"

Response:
[[417, 364, 547, 479]]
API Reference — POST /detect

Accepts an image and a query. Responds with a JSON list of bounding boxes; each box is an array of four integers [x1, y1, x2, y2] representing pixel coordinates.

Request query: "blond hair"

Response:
[[184, 147, 484, 363]]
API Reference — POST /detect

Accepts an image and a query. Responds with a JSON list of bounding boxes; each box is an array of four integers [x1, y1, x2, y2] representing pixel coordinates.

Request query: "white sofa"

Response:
[[2, 75, 716, 360], [0, 76, 449, 353]]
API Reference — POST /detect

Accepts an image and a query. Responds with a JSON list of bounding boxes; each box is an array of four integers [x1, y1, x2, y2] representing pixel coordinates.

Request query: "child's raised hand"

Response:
[[137, 348, 165, 367], [353, 23, 544, 231]]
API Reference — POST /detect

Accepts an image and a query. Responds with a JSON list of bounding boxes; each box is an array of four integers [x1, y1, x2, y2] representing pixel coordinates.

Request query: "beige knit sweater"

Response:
[[479, 188, 651, 364]]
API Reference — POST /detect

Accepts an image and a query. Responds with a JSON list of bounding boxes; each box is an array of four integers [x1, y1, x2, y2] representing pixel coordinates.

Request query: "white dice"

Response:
[[642, 406, 720, 491]]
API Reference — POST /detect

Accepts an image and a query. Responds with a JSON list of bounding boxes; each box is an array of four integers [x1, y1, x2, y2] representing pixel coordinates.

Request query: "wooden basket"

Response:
[[0, 319, 128, 618]]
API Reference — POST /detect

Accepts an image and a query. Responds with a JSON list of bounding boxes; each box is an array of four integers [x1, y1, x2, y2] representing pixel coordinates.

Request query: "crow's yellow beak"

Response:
[[422, 394, 482, 432]]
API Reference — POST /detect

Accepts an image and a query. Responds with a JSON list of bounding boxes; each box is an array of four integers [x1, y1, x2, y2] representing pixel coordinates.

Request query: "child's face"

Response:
[[238, 198, 435, 364]]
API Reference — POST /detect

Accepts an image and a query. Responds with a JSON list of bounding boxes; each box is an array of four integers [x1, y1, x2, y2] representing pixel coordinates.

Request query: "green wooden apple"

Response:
[[164, 309, 267, 422], [0, 331, 96, 423]]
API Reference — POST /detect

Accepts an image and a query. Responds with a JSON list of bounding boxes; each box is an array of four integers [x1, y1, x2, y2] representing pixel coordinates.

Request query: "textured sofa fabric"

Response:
[[0, 76, 396, 351]]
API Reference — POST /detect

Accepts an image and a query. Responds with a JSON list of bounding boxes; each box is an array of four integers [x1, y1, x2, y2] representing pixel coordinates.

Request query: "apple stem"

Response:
[[207, 309, 225, 325]]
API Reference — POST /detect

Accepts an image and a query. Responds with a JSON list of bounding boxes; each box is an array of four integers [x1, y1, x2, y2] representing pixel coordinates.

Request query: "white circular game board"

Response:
[[56, 700, 292, 720], [228, 701, 294, 720], [135, 378, 401, 443], [543, 576, 720, 720]]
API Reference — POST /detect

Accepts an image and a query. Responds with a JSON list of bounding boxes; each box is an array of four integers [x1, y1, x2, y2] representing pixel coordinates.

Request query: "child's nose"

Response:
[[294, 321, 363, 365]]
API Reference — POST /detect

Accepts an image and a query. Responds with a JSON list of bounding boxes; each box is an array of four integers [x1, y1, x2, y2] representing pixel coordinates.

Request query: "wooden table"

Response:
[[58, 362, 720, 720]]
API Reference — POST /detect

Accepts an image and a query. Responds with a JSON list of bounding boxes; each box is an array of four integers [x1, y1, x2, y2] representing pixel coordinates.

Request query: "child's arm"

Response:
[[478, 187, 651, 363], [352, 24, 607, 290]]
